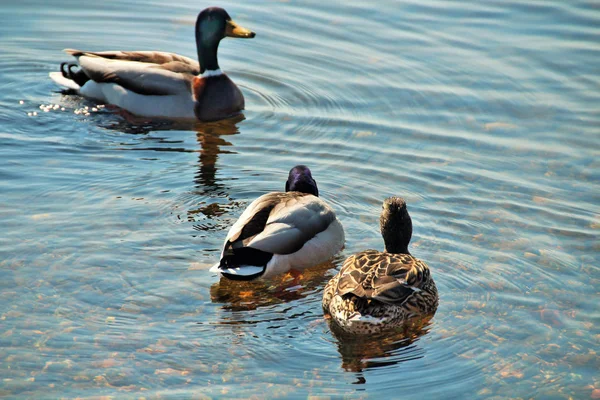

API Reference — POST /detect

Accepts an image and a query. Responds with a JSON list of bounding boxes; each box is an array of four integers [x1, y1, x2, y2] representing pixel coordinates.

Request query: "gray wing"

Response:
[[224, 192, 288, 246], [65, 49, 199, 69], [66, 49, 198, 96], [224, 192, 337, 255]]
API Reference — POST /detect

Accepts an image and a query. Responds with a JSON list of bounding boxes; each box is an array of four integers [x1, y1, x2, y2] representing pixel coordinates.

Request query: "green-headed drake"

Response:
[[323, 197, 438, 334], [210, 165, 345, 281], [49, 7, 255, 122]]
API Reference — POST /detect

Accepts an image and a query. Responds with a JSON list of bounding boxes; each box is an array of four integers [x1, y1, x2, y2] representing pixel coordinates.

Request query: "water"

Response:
[[1, 0, 599, 398]]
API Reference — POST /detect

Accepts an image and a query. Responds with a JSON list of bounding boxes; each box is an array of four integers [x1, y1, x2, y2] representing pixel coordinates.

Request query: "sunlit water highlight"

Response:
[[0, 0, 599, 398]]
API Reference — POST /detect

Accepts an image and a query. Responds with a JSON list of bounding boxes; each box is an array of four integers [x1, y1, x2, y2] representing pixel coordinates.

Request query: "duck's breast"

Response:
[[193, 74, 245, 121]]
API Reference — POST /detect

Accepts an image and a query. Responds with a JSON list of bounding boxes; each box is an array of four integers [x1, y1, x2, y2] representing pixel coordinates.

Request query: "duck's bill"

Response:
[[226, 20, 255, 38]]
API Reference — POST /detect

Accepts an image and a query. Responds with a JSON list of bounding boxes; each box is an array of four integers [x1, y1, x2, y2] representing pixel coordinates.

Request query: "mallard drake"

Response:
[[323, 197, 438, 334], [49, 7, 255, 122], [210, 165, 345, 281]]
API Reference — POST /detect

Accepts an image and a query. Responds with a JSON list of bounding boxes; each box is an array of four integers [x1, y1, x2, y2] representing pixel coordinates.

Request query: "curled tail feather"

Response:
[[59, 62, 90, 87]]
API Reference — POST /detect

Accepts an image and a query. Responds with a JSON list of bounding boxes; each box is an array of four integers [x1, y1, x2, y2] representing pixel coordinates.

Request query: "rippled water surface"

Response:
[[1, 0, 599, 398]]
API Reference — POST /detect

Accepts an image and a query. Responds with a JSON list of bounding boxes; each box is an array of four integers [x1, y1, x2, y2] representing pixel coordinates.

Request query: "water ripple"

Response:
[[1, 0, 599, 398]]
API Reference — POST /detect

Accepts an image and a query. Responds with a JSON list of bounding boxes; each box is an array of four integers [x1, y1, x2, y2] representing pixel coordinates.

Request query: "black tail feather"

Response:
[[216, 245, 272, 281], [60, 62, 68, 77], [220, 245, 273, 270], [59, 62, 90, 87]]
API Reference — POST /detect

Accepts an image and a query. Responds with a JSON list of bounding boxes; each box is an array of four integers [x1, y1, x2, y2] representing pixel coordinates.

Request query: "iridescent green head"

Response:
[[195, 7, 255, 73]]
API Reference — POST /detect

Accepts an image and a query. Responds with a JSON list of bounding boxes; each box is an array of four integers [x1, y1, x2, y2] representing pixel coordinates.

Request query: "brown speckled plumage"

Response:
[[323, 197, 438, 334]]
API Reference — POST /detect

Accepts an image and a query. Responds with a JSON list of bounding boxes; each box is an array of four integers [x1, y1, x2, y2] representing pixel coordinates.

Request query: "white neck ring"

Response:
[[200, 69, 223, 78]]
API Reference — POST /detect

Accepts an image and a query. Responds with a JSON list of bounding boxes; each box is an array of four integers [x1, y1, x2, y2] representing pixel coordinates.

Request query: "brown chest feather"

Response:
[[193, 75, 245, 121]]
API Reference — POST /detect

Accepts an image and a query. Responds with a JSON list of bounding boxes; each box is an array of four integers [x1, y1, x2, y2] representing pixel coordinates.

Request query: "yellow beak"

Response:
[[225, 19, 255, 38]]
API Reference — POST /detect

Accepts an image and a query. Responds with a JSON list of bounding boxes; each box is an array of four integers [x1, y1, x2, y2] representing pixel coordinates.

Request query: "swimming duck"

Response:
[[323, 197, 438, 334], [49, 7, 255, 122], [210, 165, 345, 281]]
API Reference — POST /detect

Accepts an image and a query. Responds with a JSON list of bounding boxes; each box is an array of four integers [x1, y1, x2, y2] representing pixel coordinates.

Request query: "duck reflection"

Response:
[[327, 313, 435, 382], [96, 111, 246, 233], [192, 114, 243, 193], [99, 110, 242, 191], [210, 259, 343, 312]]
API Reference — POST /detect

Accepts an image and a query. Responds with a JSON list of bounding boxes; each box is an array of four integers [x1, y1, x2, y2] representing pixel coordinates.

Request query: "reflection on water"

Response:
[[210, 261, 337, 312], [193, 115, 243, 193], [97, 112, 247, 233], [327, 314, 435, 376], [1, 0, 599, 398]]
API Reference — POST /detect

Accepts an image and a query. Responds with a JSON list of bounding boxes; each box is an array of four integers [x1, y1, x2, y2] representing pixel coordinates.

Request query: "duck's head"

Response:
[[380, 197, 412, 254], [195, 7, 255, 73], [285, 165, 319, 197]]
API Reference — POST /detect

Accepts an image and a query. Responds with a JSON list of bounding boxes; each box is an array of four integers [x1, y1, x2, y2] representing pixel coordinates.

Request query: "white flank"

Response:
[[80, 82, 196, 119], [79, 81, 105, 101], [260, 218, 345, 279], [214, 265, 265, 276], [49, 72, 81, 90], [200, 69, 223, 78]]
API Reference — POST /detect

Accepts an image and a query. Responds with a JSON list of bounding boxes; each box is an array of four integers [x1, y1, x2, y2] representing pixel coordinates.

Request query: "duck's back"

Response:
[[224, 191, 337, 255], [323, 250, 438, 333], [215, 191, 344, 279]]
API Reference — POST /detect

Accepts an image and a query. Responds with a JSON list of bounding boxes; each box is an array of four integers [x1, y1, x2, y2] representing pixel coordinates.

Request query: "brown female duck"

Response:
[[323, 197, 438, 334]]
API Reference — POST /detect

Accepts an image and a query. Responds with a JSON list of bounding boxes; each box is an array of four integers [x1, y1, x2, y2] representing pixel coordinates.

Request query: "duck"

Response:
[[210, 165, 345, 281], [322, 197, 438, 334], [48, 7, 255, 122]]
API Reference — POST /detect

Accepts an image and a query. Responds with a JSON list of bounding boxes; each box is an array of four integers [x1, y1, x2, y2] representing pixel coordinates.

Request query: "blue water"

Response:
[[1, 0, 599, 398]]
